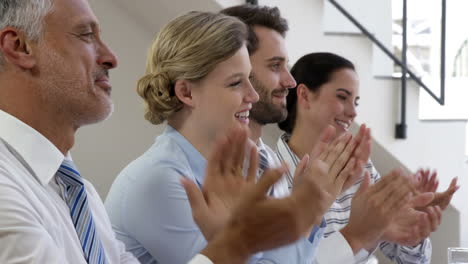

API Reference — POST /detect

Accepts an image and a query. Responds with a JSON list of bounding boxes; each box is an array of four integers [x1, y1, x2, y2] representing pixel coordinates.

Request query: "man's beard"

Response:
[[249, 76, 288, 125]]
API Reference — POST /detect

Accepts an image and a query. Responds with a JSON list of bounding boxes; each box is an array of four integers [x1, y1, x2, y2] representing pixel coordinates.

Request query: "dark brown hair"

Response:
[[278, 52, 356, 134], [221, 4, 288, 54]]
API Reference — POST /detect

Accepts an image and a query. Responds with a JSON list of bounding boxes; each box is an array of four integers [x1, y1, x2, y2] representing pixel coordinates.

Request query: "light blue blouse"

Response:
[[105, 125, 324, 264]]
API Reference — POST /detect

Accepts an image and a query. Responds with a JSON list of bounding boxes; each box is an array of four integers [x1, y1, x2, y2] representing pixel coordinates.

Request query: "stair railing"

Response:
[[328, 0, 446, 139]]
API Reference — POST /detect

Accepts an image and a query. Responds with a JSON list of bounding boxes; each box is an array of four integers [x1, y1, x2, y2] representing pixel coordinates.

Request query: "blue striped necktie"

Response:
[[56, 159, 108, 264], [258, 148, 275, 196], [258, 148, 270, 172]]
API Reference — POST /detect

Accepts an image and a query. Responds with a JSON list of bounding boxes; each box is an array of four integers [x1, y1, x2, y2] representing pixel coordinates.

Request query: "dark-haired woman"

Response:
[[276, 52, 436, 264]]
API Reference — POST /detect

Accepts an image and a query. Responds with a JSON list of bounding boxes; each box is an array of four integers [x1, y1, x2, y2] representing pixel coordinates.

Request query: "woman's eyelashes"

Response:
[[354, 98, 360, 107], [337, 93, 347, 101], [337, 93, 360, 107], [228, 80, 242, 87]]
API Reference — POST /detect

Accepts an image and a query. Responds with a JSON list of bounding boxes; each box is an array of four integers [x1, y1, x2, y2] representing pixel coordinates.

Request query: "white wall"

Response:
[[323, 0, 393, 77], [73, 0, 156, 198]]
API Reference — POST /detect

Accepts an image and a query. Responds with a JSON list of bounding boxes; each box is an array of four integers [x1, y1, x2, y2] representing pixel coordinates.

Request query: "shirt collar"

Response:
[[275, 133, 300, 179], [164, 125, 207, 185], [256, 137, 266, 148], [0, 110, 64, 186]]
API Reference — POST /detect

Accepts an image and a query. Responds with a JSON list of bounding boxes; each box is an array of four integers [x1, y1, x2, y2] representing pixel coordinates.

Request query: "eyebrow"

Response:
[[337, 88, 351, 95], [337, 88, 360, 100], [73, 21, 99, 32], [266, 56, 286, 63], [226, 73, 244, 80]]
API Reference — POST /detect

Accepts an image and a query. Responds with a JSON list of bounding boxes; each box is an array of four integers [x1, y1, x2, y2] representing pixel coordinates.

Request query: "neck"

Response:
[[0, 75, 76, 155], [287, 118, 323, 159], [248, 119, 263, 144], [168, 112, 216, 160]]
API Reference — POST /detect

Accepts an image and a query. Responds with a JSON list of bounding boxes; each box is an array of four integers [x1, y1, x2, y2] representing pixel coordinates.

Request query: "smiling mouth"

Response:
[[272, 89, 289, 98], [335, 119, 350, 130], [235, 110, 250, 124]]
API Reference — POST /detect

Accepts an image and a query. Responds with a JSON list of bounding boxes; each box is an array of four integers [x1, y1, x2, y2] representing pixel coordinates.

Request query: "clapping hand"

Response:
[[182, 125, 258, 241]]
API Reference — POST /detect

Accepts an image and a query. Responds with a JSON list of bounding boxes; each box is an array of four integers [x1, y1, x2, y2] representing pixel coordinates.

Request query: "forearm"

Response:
[[249, 236, 318, 264], [340, 225, 382, 254], [204, 220, 325, 264], [249, 222, 326, 264], [201, 228, 250, 264]]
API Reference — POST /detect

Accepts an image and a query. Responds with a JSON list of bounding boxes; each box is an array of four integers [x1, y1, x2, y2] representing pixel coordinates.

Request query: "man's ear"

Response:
[[0, 28, 37, 69], [297, 83, 312, 110], [174, 79, 196, 108]]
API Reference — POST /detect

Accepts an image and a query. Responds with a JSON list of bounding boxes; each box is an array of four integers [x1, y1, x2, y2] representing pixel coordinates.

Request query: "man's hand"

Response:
[[199, 168, 289, 264], [340, 170, 416, 252], [187, 125, 375, 264], [182, 126, 257, 241]]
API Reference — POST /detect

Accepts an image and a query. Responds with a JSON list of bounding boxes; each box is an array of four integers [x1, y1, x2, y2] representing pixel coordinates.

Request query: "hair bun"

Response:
[[136, 71, 182, 125]]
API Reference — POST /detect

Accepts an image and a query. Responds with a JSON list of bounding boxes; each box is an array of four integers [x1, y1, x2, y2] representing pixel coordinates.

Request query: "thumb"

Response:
[[181, 177, 208, 214], [355, 171, 370, 197], [411, 192, 435, 208]]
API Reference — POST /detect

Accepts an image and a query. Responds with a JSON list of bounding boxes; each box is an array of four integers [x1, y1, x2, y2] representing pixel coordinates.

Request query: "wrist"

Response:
[[201, 228, 250, 264], [340, 226, 364, 254]]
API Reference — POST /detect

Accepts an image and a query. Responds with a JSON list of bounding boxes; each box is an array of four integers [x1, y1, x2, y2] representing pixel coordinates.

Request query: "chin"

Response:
[[100, 100, 114, 120], [81, 101, 114, 126], [333, 125, 347, 137]]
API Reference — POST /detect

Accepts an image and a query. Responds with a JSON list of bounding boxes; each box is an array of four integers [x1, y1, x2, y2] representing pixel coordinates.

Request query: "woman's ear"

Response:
[[174, 79, 195, 107], [0, 28, 37, 69], [297, 83, 312, 110]]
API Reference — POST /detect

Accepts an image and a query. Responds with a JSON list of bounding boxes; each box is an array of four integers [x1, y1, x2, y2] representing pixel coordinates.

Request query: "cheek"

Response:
[[329, 100, 345, 115], [319, 101, 344, 125], [209, 90, 243, 115]]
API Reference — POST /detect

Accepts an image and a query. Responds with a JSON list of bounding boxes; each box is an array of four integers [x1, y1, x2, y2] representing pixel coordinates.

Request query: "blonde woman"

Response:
[[105, 11, 257, 264], [105, 12, 359, 264]]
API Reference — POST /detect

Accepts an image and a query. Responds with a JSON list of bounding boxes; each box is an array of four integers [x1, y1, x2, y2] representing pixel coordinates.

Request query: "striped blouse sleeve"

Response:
[[379, 239, 432, 264], [369, 161, 432, 263]]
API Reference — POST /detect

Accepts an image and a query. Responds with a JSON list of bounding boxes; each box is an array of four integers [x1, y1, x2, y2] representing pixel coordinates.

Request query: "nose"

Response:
[[346, 102, 357, 119], [280, 69, 297, 89], [97, 41, 118, 69], [245, 79, 259, 103]]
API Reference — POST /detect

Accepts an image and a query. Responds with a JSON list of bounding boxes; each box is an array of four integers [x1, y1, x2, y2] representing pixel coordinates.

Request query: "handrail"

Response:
[[398, 0, 408, 138], [328, 0, 445, 105], [246, 0, 258, 5], [328, 0, 447, 139]]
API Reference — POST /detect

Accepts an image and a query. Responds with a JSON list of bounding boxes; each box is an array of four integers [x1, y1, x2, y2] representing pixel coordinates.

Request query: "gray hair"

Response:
[[0, 0, 53, 68]]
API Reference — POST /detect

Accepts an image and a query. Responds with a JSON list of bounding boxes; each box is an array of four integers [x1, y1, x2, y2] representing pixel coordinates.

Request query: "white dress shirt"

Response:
[[0, 110, 212, 264]]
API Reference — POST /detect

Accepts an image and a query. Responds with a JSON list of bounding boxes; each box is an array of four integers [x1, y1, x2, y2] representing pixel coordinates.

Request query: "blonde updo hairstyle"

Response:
[[137, 11, 248, 125]]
